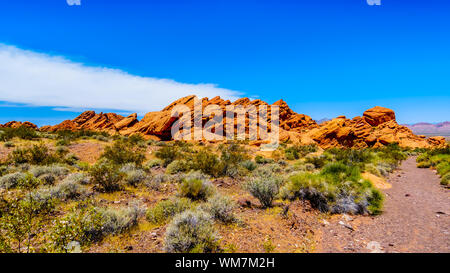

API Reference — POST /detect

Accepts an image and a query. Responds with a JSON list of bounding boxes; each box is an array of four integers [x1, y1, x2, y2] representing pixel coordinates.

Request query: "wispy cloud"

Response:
[[0, 44, 241, 115]]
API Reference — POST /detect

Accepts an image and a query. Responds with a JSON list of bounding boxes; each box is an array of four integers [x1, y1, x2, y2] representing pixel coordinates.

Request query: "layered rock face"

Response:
[[0, 121, 38, 129], [35, 96, 447, 148], [40, 111, 137, 135], [305, 107, 446, 148]]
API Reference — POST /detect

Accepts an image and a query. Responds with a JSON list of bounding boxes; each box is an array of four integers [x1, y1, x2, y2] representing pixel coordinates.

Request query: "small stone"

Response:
[[237, 198, 252, 208], [342, 214, 353, 222], [405, 194, 410, 197], [366, 241, 384, 253]]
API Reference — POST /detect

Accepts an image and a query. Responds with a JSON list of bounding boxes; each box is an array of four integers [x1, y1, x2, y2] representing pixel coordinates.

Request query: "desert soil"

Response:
[[317, 156, 450, 253]]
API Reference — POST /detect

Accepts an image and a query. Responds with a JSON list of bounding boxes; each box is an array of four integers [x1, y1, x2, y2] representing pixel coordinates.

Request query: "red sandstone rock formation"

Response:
[[36, 97, 447, 148], [0, 121, 38, 129]]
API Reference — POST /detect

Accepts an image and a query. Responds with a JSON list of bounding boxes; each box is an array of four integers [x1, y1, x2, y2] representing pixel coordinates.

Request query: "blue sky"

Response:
[[0, 0, 449, 125]]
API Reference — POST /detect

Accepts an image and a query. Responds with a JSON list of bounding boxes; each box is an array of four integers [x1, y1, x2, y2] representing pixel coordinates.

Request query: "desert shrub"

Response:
[[48, 180, 88, 200], [75, 161, 90, 171], [441, 173, 450, 186], [253, 164, 282, 178], [203, 194, 236, 223], [98, 203, 144, 235], [100, 140, 146, 166], [245, 176, 281, 208], [166, 160, 190, 175], [39, 173, 56, 186], [155, 146, 180, 167], [179, 178, 215, 201], [219, 143, 249, 175], [0, 172, 27, 189], [146, 197, 192, 224], [375, 144, 408, 166], [3, 141, 15, 148], [48, 205, 105, 252], [164, 210, 220, 253], [128, 134, 145, 145], [56, 130, 110, 141], [327, 148, 374, 168], [0, 126, 38, 141], [125, 169, 148, 186], [89, 160, 124, 192], [191, 149, 221, 177], [151, 173, 170, 184], [30, 165, 69, 178], [7, 144, 67, 166], [280, 163, 383, 215], [255, 155, 274, 164], [285, 144, 318, 160], [64, 172, 91, 185], [0, 192, 54, 253], [241, 160, 257, 171], [183, 170, 211, 182], [304, 154, 329, 169], [146, 159, 163, 169], [436, 161, 450, 176]]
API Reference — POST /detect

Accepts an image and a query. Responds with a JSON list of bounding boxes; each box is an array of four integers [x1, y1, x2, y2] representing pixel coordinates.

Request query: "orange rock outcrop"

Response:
[[36, 96, 447, 148], [0, 121, 38, 129]]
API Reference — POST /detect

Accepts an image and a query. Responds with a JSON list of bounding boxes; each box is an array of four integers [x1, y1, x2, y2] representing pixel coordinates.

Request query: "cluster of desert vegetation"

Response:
[[416, 147, 450, 186], [0, 126, 448, 253]]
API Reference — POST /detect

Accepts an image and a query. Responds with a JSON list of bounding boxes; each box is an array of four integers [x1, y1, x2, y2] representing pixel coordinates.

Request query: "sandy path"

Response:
[[317, 156, 450, 253]]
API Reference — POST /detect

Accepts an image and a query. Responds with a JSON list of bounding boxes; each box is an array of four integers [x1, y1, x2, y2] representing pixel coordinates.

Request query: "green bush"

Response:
[[146, 159, 163, 169], [164, 210, 220, 253], [166, 160, 190, 175], [100, 140, 146, 166], [48, 205, 105, 252], [219, 143, 249, 175], [436, 161, 450, 176], [245, 176, 281, 208], [3, 142, 15, 148], [64, 172, 91, 185], [7, 144, 61, 165], [203, 194, 236, 223], [89, 160, 124, 192], [241, 160, 257, 171], [30, 165, 69, 178], [284, 144, 318, 160], [97, 203, 143, 235], [191, 149, 221, 177], [0, 126, 38, 141], [280, 163, 383, 215], [304, 155, 329, 169], [179, 178, 215, 201], [146, 197, 192, 224], [255, 155, 274, 164], [48, 180, 88, 200], [441, 173, 450, 186], [155, 146, 180, 167], [0, 172, 26, 189]]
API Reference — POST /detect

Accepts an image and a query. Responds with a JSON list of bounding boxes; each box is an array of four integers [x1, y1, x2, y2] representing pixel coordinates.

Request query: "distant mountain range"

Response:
[[404, 122, 450, 137]]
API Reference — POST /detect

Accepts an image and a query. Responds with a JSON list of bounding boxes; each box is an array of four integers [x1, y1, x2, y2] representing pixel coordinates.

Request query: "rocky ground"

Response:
[[317, 157, 450, 253]]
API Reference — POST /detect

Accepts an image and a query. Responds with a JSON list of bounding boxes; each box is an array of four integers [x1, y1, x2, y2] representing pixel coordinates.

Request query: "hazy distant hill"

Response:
[[404, 122, 450, 137]]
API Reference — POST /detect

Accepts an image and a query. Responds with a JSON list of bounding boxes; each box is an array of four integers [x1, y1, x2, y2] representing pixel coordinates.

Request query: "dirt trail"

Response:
[[317, 156, 450, 253]]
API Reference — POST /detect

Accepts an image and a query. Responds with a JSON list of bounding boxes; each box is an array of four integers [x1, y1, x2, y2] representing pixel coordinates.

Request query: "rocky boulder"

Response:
[[363, 106, 396, 126]]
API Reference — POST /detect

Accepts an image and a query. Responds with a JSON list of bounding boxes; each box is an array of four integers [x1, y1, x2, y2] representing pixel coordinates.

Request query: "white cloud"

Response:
[[0, 44, 241, 115]]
